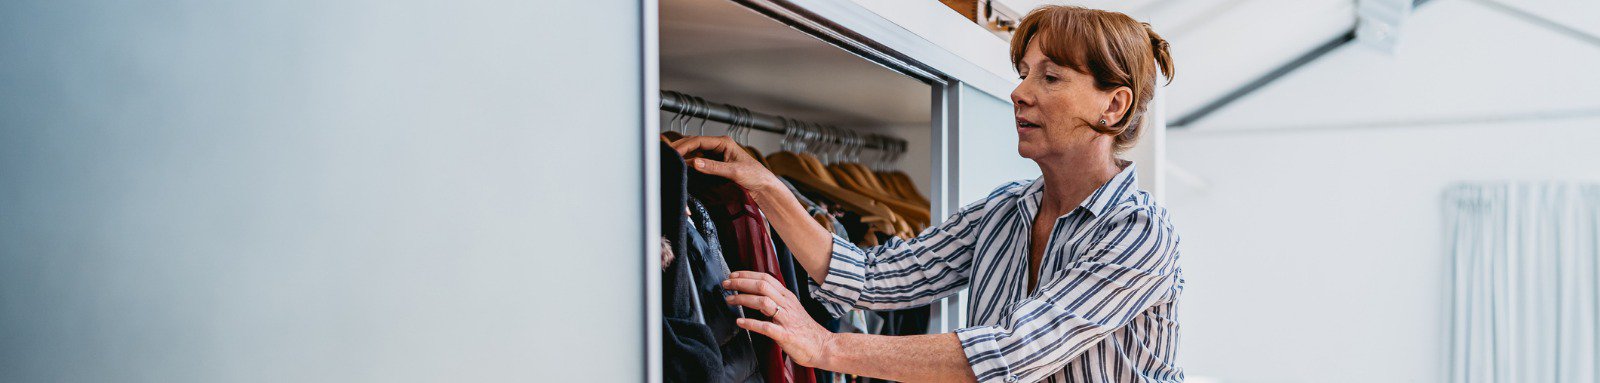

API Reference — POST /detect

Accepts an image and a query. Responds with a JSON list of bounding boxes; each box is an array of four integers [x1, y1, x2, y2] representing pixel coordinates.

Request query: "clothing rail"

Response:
[[659, 90, 906, 151]]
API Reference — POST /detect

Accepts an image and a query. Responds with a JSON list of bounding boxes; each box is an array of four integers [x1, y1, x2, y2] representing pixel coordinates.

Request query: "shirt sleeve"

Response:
[[954, 206, 1181, 383], [807, 182, 1022, 314]]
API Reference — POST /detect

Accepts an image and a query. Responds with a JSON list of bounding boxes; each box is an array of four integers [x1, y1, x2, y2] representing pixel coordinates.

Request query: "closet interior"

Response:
[[657, 0, 945, 381]]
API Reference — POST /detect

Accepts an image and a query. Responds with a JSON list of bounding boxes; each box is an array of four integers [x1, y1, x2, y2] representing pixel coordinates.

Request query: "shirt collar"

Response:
[[1020, 162, 1140, 219]]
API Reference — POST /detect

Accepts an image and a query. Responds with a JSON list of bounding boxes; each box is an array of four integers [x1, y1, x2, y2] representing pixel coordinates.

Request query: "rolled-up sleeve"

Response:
[[808, 182, 1024, 315], [954, 206, 1181, 383]]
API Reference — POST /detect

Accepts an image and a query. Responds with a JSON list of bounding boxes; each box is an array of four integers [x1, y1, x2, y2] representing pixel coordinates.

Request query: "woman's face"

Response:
[[1011, 39, 1125, 161]]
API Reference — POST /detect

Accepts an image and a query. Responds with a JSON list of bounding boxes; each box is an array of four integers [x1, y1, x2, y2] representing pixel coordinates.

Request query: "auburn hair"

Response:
[[1009, 5, 1175, 153]]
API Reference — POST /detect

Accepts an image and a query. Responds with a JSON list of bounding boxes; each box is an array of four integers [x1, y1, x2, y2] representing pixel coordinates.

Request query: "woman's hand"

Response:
[[722, 271, 836, 369], [671, 136, 779, 194]]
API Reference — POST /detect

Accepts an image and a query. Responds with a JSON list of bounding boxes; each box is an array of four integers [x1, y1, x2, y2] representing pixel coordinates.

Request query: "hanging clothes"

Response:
[[664, 316, 725, 383], [661, 142, 725, 382], [686, 212, 764, 382], [664, 141, 762, 382], [690, 173, 810, 383]]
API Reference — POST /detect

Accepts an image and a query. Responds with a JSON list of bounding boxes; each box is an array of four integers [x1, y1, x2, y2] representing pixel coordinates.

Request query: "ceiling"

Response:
[[1179, 0, 1600, 131], [659, 0, 932, 128]]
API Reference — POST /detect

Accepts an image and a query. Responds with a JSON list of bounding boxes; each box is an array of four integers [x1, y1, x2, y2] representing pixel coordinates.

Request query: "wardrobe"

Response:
[[650, 0, 1029, 381]]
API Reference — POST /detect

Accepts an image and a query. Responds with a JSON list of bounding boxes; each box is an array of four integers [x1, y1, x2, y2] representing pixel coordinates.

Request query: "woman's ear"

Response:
[[1103, 86, 1133, 126]]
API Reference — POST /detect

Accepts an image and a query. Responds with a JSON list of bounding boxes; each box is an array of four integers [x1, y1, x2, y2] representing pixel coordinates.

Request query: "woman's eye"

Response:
[[1044, 75, 1060, 83]]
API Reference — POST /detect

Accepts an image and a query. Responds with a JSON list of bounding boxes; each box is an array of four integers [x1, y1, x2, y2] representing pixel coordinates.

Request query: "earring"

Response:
[[1099, 119, 1108, 126]]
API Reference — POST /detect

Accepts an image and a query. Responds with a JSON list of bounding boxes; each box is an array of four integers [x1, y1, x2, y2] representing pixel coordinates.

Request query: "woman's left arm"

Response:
[[724, 205, 1182, 383]]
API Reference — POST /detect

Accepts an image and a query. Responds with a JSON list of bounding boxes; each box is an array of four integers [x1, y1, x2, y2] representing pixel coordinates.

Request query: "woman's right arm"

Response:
[[671, 136, 836, 283]]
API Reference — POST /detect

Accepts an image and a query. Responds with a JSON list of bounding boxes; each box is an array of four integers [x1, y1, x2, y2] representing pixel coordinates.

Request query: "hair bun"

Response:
[[1143, 23, 1175, 84]]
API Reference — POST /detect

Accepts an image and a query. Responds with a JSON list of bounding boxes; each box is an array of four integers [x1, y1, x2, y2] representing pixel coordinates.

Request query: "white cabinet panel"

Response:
[[0, 1, 645, 381]]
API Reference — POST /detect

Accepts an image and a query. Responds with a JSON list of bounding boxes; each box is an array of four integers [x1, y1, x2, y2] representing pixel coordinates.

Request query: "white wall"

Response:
[[957, 83, 1038, 205], [1164, 1, 1600, 381], [1168, 117, 1600, 383], [0, 1, 645, 382]]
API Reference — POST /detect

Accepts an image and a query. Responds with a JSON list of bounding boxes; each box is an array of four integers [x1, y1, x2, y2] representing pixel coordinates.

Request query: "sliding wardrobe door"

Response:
[[0, 0, 647, 382]]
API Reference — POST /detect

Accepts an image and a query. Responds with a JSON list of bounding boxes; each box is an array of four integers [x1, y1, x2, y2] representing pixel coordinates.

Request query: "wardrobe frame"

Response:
[[640, 1, 1020, 381]]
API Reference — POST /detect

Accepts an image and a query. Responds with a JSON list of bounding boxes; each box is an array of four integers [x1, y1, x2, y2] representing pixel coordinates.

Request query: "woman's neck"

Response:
[[1035, 154, 1122, 216]]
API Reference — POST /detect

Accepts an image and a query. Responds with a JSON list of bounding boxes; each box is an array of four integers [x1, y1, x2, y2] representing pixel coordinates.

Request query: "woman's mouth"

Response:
[[1016, 117, 1041, 130]]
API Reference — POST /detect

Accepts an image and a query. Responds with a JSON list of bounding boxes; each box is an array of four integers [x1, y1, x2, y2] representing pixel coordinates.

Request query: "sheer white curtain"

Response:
[[1446, 183, 1600, 383]]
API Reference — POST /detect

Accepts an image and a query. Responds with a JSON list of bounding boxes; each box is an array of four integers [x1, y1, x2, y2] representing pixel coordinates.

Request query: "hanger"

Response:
[[725, 105, 766, 167], [766, 118, 903, 236], [810, 125, 929, 233], [869, 138, 929, 207], [793, 122, 838, 186], [661, 91, 686, 142]]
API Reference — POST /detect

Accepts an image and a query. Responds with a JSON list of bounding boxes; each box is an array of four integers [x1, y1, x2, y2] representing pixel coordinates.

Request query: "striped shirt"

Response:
[[809, 164, 1184, 383]]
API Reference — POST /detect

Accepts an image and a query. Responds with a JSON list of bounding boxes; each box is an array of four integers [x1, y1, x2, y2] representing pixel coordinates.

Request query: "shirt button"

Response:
[[1006, 375, 1019, 382]]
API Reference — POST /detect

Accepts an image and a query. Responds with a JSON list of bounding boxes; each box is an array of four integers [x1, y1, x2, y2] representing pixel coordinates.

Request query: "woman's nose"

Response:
[[1011, 83, 1034, 107]]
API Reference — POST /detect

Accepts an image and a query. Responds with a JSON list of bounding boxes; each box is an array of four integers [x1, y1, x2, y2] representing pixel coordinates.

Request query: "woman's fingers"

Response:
[[725, 293, 781, 317], [726, 271, 797, 300], [689, 157, 735, 179], [671, 136, 737, 160], [736, 317, 790, 343], [672, 135, 776, 192], [668, 136, 717, 157], [722, 277, 782, 300]]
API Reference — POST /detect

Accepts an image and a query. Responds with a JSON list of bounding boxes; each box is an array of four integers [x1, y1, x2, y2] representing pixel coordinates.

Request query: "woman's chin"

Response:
[[1017, 142, 1047, 159]]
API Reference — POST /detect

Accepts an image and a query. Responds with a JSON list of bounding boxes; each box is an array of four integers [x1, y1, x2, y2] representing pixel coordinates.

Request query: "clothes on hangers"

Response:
[[663, 237, 704, 325], [664, 317, 724, 383], [690, 173, 801, 383], [667, 134, 934, 382], [661, 142, 689, 269], [661, 142, 701, 323], [686, 199, 746, 343], [664, 141, 763, 383], [685, 215, 764, 383], [663, 237, 723, 383], [661, 142, 726, 383]]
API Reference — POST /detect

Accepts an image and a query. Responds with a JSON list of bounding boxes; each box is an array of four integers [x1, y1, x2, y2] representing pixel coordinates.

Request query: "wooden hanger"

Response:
[[767, 152, 903, 235], [834, 163, 881, 195], [852, 164, 893, 196], [884, 172, 913, 201], [823, 163, 930, 231], [797, 152, 838, 186], [875, 170, 912, 203], [882, 171, 929, 207]]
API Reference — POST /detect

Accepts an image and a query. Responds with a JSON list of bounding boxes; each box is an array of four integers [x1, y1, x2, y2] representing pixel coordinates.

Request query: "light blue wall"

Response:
[[0, 1, 644, 381], [956, 83, 1035, 205]]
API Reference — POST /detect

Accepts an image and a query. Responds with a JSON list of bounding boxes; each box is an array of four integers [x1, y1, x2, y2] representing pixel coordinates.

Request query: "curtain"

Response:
[[1446, 183, 1600, 383]]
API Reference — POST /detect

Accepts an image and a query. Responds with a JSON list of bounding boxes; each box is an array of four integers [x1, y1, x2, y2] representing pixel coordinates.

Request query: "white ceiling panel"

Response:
[[1496, 0, 1600, 38], [1184, 0, 1600, 130], [1160, 0, 1357, 120]]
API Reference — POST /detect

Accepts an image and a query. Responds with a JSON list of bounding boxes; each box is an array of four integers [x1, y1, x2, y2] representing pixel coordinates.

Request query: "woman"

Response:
[[672, 6, 1180, 383]]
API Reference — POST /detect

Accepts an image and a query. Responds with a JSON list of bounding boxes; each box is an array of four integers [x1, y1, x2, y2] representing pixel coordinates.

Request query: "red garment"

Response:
[[690, 177, 816, 383]]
